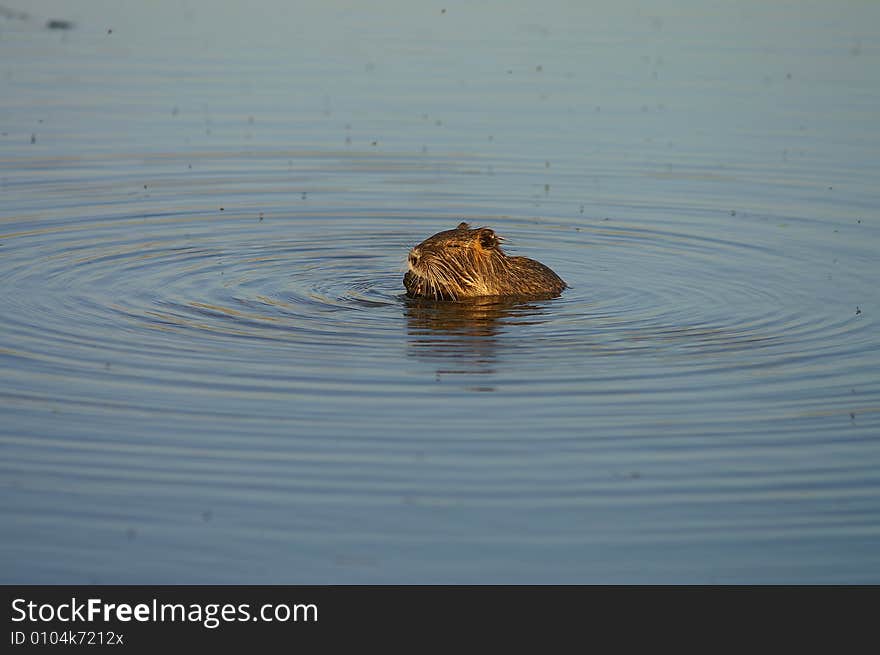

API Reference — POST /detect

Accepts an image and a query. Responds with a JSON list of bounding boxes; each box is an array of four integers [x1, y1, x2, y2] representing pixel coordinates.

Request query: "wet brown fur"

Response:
[[404, 222, 567, 300]]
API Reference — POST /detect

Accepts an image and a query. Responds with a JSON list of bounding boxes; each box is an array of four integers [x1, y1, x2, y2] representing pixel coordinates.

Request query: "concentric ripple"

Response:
[[7, 177, 874, 429], [3, 211, 402, 356]]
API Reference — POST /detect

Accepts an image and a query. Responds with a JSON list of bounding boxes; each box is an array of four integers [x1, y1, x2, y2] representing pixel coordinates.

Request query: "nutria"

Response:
[[404, 222, 566, 300]]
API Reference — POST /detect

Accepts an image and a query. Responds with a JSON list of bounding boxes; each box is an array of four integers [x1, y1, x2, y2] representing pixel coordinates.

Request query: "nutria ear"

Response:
[[477, 228, 497, 249], [457, 221, 470, 230]]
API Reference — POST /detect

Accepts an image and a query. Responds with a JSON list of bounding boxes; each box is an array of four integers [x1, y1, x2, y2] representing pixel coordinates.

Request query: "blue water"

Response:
[[1, 0, 879, 583]]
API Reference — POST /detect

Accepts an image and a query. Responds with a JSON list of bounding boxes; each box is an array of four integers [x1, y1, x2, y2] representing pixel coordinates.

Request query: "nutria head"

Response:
[[405, 222, 511, 300]]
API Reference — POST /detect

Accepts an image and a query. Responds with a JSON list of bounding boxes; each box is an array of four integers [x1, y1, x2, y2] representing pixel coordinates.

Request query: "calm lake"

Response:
[[1, 0, 878, 583]]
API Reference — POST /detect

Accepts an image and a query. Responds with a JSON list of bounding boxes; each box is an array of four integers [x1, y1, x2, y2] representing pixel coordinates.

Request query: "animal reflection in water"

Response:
[[403, 295, 553, 383]]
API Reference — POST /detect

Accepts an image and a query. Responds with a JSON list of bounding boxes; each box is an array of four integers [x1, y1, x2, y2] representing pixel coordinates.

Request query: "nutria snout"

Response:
[[404, 222, 567, 301]]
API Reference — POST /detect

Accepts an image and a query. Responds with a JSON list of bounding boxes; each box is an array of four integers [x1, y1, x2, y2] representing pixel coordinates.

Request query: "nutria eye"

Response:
[[479, 230, 496, 248], [408, 253, 419, 265]]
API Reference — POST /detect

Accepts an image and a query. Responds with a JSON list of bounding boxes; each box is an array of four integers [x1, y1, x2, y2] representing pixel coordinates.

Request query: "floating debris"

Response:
[[46, 19, 74, 30]]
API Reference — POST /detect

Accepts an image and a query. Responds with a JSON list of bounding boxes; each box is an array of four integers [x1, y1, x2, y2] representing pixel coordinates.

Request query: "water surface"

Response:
[[1, 0, 879, 583]]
